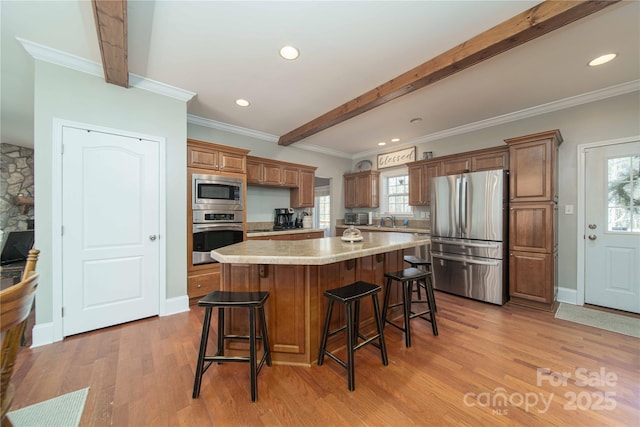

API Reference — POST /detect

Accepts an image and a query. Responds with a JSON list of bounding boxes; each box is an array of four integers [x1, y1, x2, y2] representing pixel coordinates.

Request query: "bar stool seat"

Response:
[[192, 290, 271, 402], [382, 267, 438, 348], [317, 281, 388, 391], [403, 255, 431, 269]]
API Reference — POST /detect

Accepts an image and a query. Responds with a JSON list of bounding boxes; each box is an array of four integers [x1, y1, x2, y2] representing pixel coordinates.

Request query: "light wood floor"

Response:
[[11, 292, 640, 426]]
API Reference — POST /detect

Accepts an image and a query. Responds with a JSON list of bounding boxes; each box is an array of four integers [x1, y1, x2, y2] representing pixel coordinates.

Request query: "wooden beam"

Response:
[[92, 0, 128, 88], [278, 0, 619, 146]]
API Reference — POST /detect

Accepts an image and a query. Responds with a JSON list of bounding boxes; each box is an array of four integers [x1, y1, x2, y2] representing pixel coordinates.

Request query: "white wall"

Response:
[[354, 92, 640, 291], [34, 61, 188, 325]]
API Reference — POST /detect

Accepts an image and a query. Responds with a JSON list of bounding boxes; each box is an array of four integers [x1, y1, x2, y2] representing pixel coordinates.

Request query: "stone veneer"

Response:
[[1, 143, 35, 241]]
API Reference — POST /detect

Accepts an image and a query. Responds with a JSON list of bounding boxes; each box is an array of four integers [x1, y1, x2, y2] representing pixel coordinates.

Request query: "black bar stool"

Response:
[[403, 255, 437, 312], [382, 267, 438, 348], [317, 281, 388, 391], [192, 290, 271, 402]]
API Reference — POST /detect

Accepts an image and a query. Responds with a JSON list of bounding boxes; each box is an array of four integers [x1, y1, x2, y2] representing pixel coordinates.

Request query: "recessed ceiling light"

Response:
[[279, 45, 299, 60], [378, 142, 386, 146], [588, 53, 617, 67], [235, 99, 250, 107], [410, 117, 423, 124], [391, 138, 400, 142]]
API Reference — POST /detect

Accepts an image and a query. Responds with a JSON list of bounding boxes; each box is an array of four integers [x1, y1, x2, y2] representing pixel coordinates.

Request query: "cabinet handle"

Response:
[[197, 284, 201, 288], [509, 253, 513, 256]]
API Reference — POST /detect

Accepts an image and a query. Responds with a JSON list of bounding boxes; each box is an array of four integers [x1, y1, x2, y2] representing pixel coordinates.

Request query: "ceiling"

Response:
[[1, 1, 639, 159]]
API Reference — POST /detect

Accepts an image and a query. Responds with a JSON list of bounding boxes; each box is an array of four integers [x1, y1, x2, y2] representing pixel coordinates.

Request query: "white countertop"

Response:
[[211, 231, 430, 265]]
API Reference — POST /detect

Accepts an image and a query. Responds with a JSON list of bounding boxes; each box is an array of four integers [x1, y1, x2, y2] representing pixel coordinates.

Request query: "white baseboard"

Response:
[[557, 287, 578, 305], [162, 295, 190, 316], [31, 296, 190, 349], [31, 322, 54, 348]]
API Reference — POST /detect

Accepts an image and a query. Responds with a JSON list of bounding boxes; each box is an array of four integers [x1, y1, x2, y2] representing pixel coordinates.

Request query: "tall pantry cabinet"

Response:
[[505, 130, 562, 311]]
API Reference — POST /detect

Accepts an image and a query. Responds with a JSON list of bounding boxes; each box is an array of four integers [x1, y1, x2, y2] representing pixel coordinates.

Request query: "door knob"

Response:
[[588, 234, 597, 240], [588, 224, 597, 229], [149, 235, 157, 241]]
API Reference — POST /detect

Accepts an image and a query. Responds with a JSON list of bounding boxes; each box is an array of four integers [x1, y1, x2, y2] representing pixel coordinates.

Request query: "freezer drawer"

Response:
[[431, 251, 506, 305], [431, 237, 503, 260]]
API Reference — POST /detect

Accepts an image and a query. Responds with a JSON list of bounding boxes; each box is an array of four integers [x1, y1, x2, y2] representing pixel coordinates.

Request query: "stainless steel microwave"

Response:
[[192, 174, 243, 210], [345, 212, 369, 225]]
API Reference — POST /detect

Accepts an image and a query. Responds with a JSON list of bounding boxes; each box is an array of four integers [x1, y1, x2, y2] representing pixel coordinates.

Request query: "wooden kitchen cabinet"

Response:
[[344, 170, 379, 208], [187, 139, 247, 173], [290, 167, 316, 208], [440, 156, 471, 175], [247, 231, 324, 241], [471, 146, 509, 172], [509, 203, 556, 253], [187, 264, 221, 304], [246, 158, 263, 184], [506, 130, 562, 203], [505, 129, 562, 311], [407, 161, 440, 206]]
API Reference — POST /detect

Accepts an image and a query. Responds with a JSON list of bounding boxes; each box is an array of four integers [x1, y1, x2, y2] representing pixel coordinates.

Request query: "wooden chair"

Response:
[[1, 249, 39, 427]]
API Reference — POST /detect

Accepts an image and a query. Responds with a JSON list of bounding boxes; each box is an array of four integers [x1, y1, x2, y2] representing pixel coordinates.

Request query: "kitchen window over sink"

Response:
[[381, 171, 412, 215]]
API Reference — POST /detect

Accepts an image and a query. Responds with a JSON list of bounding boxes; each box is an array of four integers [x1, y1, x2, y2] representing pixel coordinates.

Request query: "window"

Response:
[[607, 155, 639, 232], [314, 184, 331, 233], [383, 173, 412, 215]]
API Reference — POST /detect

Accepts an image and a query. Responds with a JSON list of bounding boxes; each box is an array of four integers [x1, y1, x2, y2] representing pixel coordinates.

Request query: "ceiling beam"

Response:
[[278, 0, 620, 146], [91, 0, 128, 88]]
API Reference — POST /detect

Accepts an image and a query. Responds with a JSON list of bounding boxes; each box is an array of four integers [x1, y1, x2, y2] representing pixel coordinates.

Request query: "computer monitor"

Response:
[[0, 230, 34, 265]]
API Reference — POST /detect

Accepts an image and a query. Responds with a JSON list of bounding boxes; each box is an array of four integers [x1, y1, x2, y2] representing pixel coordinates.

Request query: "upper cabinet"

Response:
[[344, 170, 379, 208], [505, 130, 562, 203], [247, 156, 316, 208], [406, 145, 508, 206], [187, 139, 248, 174]]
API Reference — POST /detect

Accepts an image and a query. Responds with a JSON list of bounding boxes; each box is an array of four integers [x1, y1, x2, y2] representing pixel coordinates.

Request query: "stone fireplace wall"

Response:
[[1, 143, 35, 244]]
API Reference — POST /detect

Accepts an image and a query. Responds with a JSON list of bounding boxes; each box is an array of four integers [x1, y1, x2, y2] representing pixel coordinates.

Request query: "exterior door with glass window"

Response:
[[584, 141, 640, 313]]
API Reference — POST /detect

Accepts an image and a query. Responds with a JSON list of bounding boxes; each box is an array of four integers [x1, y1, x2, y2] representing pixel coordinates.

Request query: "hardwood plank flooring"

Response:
[[10, 292, 640, 426]]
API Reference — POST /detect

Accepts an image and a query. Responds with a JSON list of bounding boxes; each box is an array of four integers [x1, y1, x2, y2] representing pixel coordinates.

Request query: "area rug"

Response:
[[555, 303, 640, 338], [7, 387, 89, 427]]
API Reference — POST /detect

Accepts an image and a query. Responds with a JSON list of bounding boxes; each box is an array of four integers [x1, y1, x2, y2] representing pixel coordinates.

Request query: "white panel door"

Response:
[[584, 141, 640, 313], [62, 127, 160, 336]]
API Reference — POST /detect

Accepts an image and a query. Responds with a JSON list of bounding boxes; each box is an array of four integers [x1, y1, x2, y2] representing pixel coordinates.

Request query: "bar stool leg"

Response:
[[216, 307, 225, 358], [249, 308, 257, 402], [345, 302, 355, 391], [317, 300, 334, 365], [402, 281, 412, 348], [382, 277, 392, 327], [259, 306, 272, 366], [193, 306, 212, 398], [371, 293, 388, 365]]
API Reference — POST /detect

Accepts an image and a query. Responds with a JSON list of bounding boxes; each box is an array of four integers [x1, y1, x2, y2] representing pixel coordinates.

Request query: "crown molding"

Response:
[[187, 115, 278, 142], [17, 37, 195, 102], [354, 79, 639, 160]]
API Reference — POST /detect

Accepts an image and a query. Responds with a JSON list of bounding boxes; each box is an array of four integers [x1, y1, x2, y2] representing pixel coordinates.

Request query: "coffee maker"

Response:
[[274, 208, 294, 230]]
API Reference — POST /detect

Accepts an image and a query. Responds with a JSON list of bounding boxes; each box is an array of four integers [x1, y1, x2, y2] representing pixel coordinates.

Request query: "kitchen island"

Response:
[[211, 232, 430, 366]]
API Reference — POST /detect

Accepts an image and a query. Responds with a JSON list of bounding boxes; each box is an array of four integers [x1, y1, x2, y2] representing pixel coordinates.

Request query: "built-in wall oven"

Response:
[[192, 174, 243, 211], [192, 210, 244, 265]]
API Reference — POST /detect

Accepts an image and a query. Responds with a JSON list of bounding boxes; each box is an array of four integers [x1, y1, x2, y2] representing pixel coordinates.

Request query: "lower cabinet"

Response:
[[187, 264, 220, 304], [509, 251, 557, 311]]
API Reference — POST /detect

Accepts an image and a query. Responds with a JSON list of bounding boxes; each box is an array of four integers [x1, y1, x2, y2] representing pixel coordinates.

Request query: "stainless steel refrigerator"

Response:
[[430, 170, 508, 305]]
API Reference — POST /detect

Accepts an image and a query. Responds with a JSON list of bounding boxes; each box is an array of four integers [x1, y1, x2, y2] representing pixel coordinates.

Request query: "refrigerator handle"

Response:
[[460, 176, 468, 235]]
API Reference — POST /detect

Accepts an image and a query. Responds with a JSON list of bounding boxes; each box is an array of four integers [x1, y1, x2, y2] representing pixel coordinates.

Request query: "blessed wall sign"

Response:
[[377, 146, 416, 169]]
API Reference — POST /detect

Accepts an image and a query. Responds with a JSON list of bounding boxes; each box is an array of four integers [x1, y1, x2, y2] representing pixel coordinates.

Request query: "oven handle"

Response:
[[193, 223, 244, 232], [431, 252, 501, 266]]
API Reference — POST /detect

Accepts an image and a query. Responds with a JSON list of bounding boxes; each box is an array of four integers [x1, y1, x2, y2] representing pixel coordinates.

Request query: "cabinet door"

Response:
[[441, 157, 470, 175], [262, 163, 283, 185], [188, 147, 218, 169], [408, 164, 425, 205], [187, 267, 220, 301], [509, 251, 554, 304], [509, 139, 552, 202], [472, 149, 508, 171], [423, 163, 440, 205], [344, 175, 357, 208], [509, 203, 555, 253], [291, 168, 315, 208], [282, 166, 299, 187], [246, 159, 263, 184], [218, 150, 246, 173]]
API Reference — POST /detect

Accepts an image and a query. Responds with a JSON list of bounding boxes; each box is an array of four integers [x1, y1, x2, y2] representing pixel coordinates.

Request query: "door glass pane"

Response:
[[608, 155, 640, 232]]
